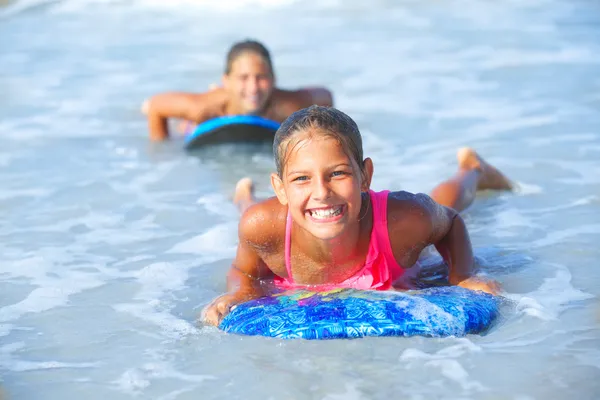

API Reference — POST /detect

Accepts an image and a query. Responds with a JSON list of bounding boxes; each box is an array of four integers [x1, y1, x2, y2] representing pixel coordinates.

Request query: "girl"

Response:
[[203, 106, 513, 326], [141, 40, 333, 141]]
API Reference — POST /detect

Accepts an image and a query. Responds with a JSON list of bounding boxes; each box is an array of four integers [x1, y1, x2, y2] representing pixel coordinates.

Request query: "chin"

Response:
[[309, 229, 344, 241], [241, 101, 262, 113], [305, 221, 348, 241]]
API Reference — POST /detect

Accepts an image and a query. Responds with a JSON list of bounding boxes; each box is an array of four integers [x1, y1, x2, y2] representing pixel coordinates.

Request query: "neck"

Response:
[[224, 96, 272, 117], [294, 194, 372, 283]]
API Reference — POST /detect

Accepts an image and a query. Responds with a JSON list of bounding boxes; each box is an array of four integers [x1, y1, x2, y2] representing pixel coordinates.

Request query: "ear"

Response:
[[361, 157, 374, 192], [270, 172, 288, 205]]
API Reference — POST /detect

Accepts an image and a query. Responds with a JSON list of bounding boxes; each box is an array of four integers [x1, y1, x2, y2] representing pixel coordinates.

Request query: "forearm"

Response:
[[144, 94, 179, 141], [226, 265, 266, 299], [434, 214, 474, 285], [147, 107, 169, 141], [144, 92, 204, 141]]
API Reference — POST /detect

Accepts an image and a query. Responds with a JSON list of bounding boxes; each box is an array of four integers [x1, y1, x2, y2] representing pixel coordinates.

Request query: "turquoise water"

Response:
[[1, 0, 599, 399]]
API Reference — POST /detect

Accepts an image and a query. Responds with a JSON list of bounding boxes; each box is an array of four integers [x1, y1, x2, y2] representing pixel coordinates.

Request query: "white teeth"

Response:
[[309, 206, 343, 219]]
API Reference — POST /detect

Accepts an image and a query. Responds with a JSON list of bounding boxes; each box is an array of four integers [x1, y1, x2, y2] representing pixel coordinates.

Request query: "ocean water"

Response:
[[1, 0, 599, 399]]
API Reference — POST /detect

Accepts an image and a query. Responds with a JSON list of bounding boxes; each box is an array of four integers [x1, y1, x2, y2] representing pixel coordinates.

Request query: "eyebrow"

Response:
[[286, 163, 353, 176]]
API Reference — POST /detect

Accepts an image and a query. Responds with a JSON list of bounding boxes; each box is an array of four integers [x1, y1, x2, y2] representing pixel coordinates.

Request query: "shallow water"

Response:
[[1, 0, 600, 399]]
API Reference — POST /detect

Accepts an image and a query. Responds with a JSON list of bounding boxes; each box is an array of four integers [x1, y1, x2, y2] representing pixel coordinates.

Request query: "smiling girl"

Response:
[[203, 106, 513, 326], [141, 40, 333, 141]]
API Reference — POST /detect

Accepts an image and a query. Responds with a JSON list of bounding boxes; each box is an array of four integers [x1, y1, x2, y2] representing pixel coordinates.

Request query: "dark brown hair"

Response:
[[225, 40, 274, 76], [273, 105, 364, 177]]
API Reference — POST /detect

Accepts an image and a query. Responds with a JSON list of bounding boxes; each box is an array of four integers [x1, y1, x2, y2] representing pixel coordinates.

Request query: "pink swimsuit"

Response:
[[274, 190, 405, 291]]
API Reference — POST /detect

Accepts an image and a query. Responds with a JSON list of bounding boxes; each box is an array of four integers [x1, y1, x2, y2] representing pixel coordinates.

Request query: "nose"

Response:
[[247, 77, 259, 93], [311, 176, 331, 201]]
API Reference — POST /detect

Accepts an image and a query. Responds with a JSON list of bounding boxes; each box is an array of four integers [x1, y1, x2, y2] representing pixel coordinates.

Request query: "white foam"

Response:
[[400, 338, 482, 361], [322, 382, 364, 400], [425, 359, 486, 391], [113, 362, 216, 396], [134, 262, 190, 300], [514, 182, 544, 195], [0, 256, 106, 323], [45, 0, 298, 14], [525, 132, 599, 147], [489, 208, 543, 238], [113, 368, 151, 396], [520, 195, 598, 215], [167, 222, 237, 256], [196, 193, 238, 218], [399, 339, 486, 392], [0, 341, 100, 372], [527, 224, 600, 249], [113, 303, 200, 340], [113, 261, 203, 339], [506, 263, 594, 321]]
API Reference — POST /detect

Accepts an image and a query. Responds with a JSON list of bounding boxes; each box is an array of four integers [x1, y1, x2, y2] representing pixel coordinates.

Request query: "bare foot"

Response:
[[457, 147, 513, 191], [233, 177, 256, 213]]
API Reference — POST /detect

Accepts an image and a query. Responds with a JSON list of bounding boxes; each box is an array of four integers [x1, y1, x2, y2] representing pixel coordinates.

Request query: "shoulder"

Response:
[[386, 190, 455, 240], [387, 190, 440, 217], [270, 87, 334, 119], [238, 197, 287, 251], [157, 89, 227, 121], [191, 88, 228, 116]]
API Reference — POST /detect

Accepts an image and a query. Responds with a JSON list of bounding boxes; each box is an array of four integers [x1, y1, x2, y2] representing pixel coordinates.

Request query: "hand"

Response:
[[202, 292, 247, 327], [457, 276, 501, 296], [141, 99, 150, 115]]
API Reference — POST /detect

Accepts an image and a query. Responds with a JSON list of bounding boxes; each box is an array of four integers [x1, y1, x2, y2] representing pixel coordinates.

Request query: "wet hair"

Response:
[[274, 105, 364, 178], [224, 39, 274, 76]]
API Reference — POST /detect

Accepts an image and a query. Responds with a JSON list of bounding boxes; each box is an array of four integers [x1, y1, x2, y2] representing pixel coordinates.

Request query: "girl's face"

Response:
[[271, 130, 373, 241], [222, 52, 274, 115]]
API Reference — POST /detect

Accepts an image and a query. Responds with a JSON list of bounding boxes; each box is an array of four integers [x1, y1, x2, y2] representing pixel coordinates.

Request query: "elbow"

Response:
[[145, 97, 169, 141], [141, 95, 160, 116], [141, 98, 150, 115]]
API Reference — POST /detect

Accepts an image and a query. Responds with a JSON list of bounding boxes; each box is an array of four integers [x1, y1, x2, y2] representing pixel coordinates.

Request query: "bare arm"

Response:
[[429, 205, 474, 285], [406, 193, 475, 284], [142, 90, 226, 141], [389, 192, 498, 294], [424, 194, 500, 294], [269, 87, 334, 122], [203, 205, 275, 326], [299, 87, 334, 107]]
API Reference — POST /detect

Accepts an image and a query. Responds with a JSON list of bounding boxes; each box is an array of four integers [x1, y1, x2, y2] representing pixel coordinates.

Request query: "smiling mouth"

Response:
[[306, 205, 345, 221], [245, 95, 261, 103]]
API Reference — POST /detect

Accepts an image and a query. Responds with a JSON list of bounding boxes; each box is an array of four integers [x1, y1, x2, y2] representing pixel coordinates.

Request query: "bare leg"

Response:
[[233, 177, 258, 213], [429, 148, 513, 213]]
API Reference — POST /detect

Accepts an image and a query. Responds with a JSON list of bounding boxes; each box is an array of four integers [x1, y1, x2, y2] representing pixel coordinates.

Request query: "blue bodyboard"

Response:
[[219, 286, 501, 340]]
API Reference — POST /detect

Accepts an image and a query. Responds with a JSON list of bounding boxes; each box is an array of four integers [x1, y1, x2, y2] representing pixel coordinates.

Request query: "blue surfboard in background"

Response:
[[184, 115, 280, 150]]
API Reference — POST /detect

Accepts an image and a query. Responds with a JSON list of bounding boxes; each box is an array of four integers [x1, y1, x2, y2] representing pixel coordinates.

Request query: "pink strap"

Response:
[[372, 190, 390, 237], [284, 209, 294, 283]]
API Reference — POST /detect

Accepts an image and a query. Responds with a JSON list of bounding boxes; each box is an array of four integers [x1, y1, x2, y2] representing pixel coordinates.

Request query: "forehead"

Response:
[[229, 52, 271, 75], [284, 131, 351, 168]]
